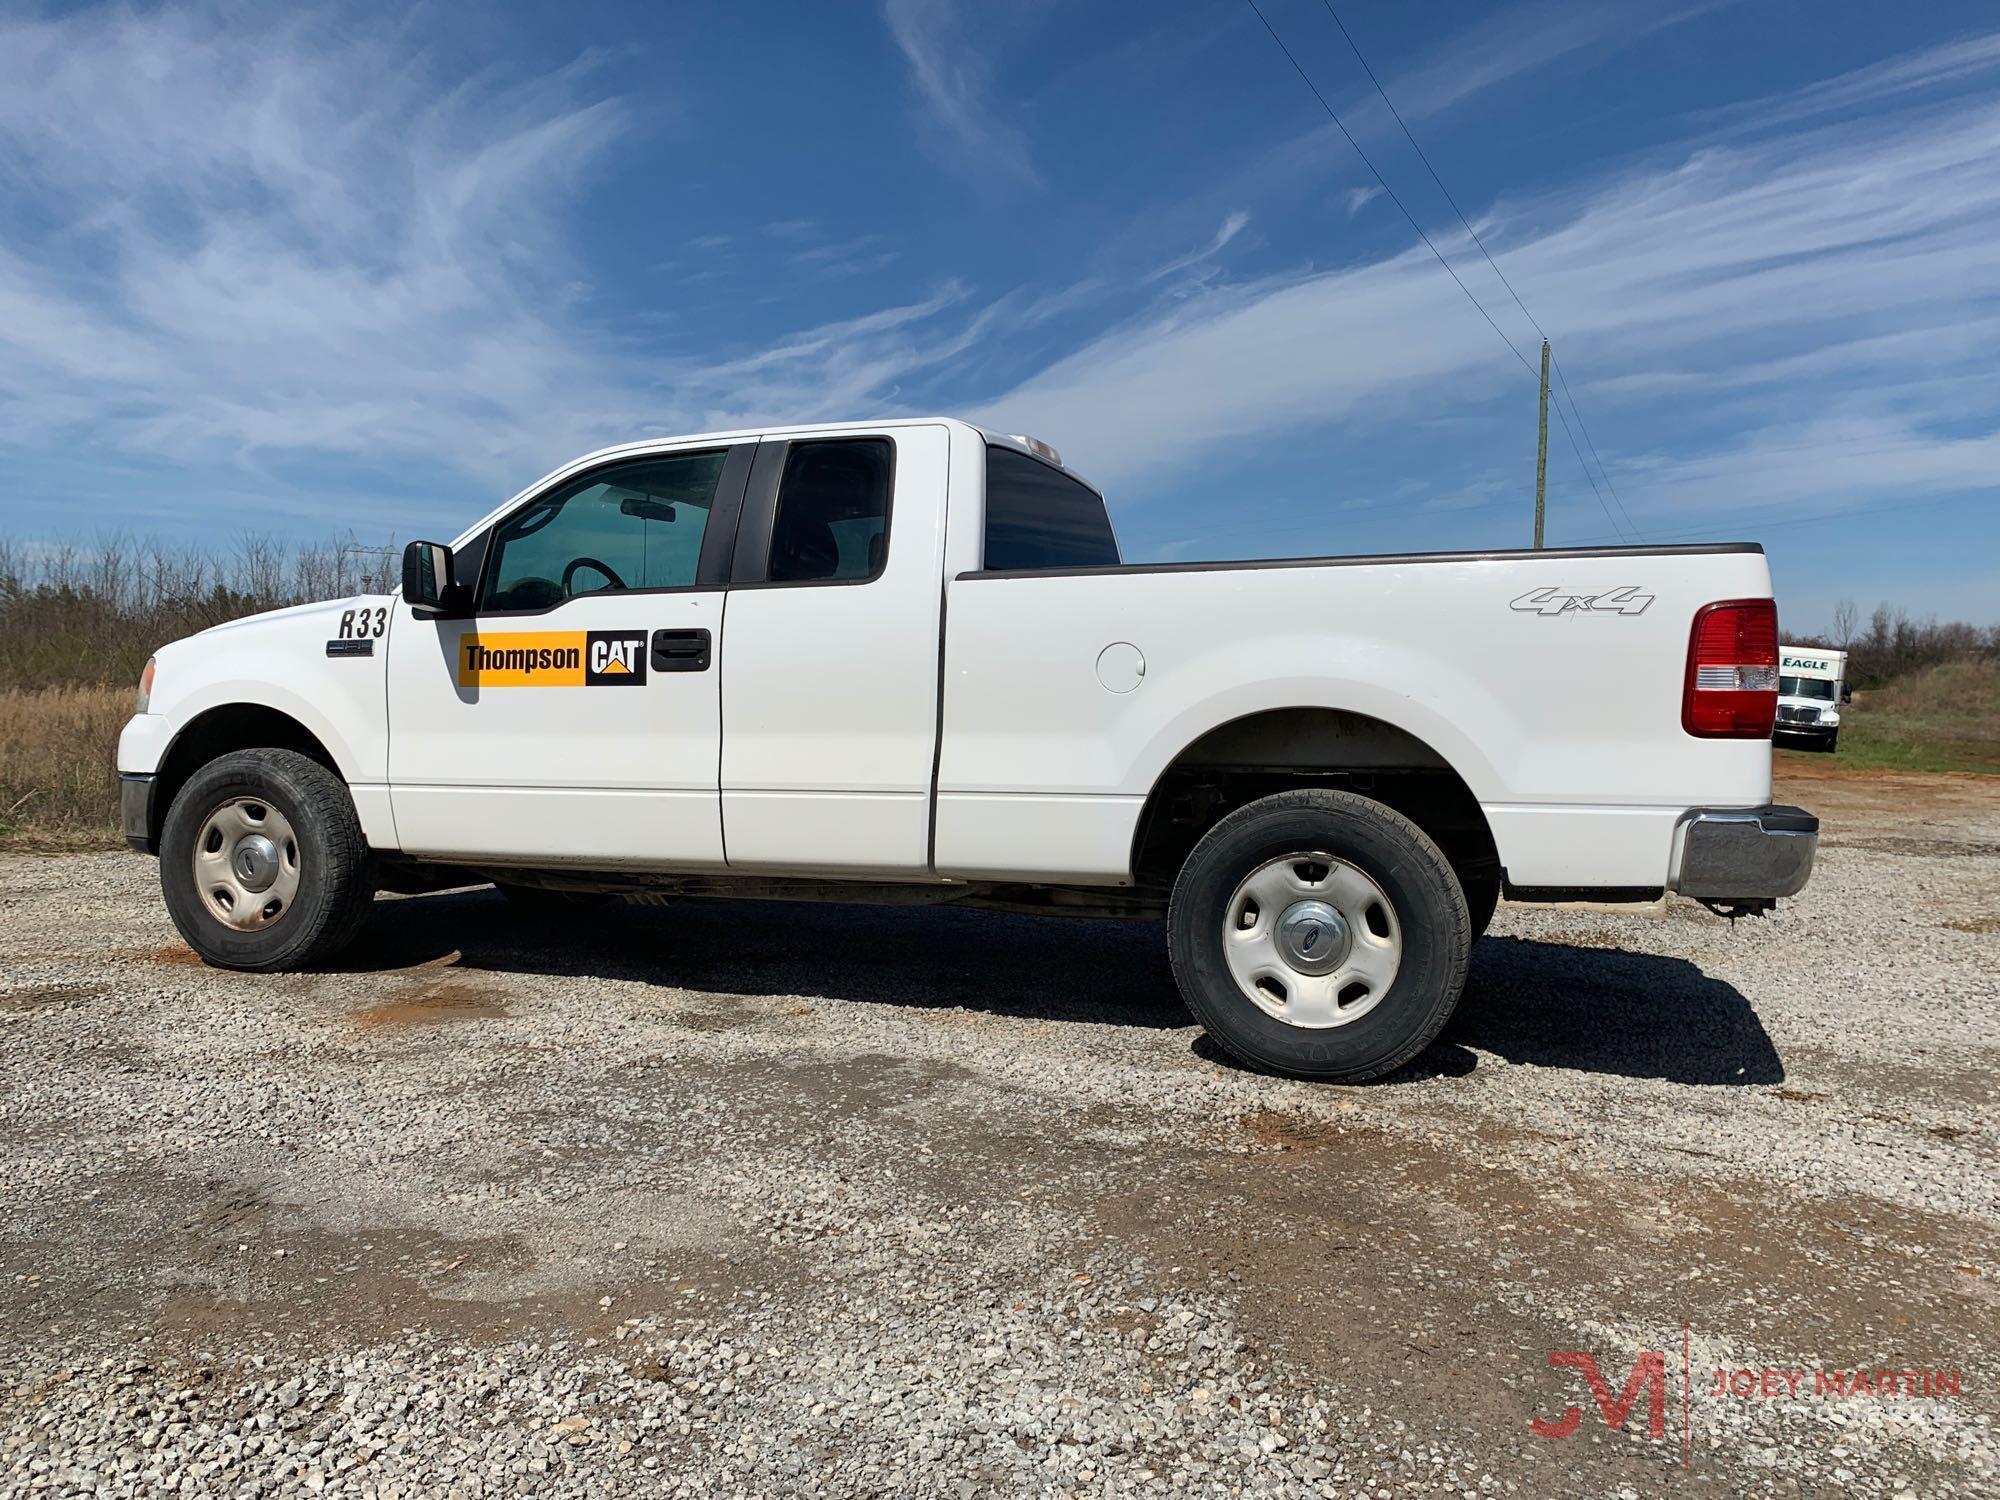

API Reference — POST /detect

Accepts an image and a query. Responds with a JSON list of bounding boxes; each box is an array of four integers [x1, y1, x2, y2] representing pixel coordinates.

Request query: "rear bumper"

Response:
[[1670, 804, 1818, 901], [120, 773, 157, 856]]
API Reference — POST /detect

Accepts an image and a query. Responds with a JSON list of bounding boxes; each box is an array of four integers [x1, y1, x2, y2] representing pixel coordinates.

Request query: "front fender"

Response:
[[118, 597, 397, 847]]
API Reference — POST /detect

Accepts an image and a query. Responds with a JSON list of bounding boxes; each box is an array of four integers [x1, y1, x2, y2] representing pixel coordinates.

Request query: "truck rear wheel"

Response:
[[1167, 789, 1470, 1082], [159, 748, 375, 972]]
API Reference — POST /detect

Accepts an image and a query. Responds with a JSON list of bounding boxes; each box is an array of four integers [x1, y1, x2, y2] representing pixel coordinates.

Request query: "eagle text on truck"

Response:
[[117, 419, 1817, 1081]]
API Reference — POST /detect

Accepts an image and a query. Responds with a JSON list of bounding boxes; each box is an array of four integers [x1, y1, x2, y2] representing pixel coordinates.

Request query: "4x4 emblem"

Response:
[[1510, 585, 1654, 617]]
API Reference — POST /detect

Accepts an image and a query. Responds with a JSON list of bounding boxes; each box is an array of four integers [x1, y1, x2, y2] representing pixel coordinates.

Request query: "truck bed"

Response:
[[934, 542, 1773, 890]]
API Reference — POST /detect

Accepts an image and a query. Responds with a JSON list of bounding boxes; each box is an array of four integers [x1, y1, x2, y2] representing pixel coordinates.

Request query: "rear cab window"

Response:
[[766, 439, 894, 583], [982, 444, 1120, 571]]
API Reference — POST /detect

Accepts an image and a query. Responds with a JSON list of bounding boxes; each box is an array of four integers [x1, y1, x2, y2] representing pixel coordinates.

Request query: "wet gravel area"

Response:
[[1, 765, 1995, 1497]]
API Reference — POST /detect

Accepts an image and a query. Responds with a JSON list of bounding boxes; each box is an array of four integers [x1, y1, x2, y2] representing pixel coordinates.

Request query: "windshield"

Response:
[[1780, 675, 1836, 701]]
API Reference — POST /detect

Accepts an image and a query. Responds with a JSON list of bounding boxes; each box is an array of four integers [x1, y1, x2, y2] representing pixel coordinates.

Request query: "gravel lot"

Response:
[[2, 764, 1995, 1498]]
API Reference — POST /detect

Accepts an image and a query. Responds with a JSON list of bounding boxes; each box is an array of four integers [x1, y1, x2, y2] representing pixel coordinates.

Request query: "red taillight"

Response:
[[1683, 598, 1779, 738]]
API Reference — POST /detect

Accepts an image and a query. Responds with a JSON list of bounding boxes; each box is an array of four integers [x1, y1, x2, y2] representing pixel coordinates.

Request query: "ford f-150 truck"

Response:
[[117, 418, 1818, 1080]]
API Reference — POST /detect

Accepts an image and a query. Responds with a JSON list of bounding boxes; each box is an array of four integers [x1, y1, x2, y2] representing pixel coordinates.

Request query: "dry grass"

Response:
[[0, 685, 133, 849], [0, 534, 392, 850], [1834, 657, 2000, 774]]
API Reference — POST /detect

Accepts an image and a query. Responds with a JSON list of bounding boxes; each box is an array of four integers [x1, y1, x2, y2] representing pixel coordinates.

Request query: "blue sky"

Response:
[[2, 0, 1997, 629]]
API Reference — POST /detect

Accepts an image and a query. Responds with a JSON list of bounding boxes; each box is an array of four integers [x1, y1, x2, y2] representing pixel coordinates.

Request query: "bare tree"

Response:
[[1831, 599, 1858, 651]]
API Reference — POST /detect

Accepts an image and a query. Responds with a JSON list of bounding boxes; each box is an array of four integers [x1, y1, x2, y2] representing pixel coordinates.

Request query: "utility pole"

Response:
[[1533, 338, 1550, 549]]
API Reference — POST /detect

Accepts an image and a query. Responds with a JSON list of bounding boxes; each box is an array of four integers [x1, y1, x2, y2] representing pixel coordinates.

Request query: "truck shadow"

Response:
[[343, 890, 1783, 1086], [1444, 935, 1784, 1086], [349, 888, 1187, 1030]]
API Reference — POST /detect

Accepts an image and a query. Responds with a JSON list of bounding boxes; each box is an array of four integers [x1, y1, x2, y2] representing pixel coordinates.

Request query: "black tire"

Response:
[[1460, 873, 1500, 940], [1167, 789, 1470, 1083], [495, 882, 612, 915], [159, 748, 375, 972], [1823, 730, 1839, 754]]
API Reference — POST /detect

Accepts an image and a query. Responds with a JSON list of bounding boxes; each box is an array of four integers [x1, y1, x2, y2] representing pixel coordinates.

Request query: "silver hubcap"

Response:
[[1224, 852, 1402, 1028], [193, 798, 300, 931]]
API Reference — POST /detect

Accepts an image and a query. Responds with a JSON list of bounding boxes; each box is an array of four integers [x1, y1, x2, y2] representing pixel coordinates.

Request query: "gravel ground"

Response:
[[1, 764, 1995, 1498]]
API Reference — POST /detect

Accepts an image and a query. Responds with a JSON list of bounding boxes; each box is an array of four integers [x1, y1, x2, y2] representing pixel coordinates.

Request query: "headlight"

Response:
[[1822, 710, 1840, 725], [136, 656, 156, 714]]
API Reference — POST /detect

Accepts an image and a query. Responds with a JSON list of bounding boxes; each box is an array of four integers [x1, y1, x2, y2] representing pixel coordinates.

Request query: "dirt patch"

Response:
[[353, 980, 510, 1029], [0, 982, 106, 1012], [144, 1224, 727, 1350], [1834, 835, 2000, 859], [1775, 763, 2000, 820], [671, 1007, 755, 1033], [1944, 915, 2000, 934], [1239, 1107, 1352, 1152], [146, 944, 209, 967]]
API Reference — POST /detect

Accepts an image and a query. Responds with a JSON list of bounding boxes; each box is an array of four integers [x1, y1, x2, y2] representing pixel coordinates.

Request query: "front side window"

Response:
[[481, 451, 726, 611], [982, 444, 1120, 571], [767, 439, 892, 583]]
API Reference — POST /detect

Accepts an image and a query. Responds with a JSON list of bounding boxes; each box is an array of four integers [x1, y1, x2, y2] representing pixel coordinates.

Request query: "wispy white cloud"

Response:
[[1697, 29, 2000, 135], [0, 4, 981, 519], [788, 234, 902, 281], [881, 0, 1038, 184], [1383, 0, 1734, 121], [1344, 185, 1383, 216], [976, 69, 2000, 536], [1144, 212, 1252, 285], [6, 1, 1999, 569]]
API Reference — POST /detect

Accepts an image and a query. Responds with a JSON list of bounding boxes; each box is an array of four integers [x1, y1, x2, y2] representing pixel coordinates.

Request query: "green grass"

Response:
[[1780, 657, 2000, 775]]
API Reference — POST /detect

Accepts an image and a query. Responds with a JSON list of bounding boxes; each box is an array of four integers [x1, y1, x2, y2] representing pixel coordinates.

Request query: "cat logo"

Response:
[[584, 632, 648, 687]]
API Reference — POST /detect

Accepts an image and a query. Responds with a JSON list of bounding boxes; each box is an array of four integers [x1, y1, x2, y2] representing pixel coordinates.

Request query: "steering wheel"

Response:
[[561, 556, 627, 595]]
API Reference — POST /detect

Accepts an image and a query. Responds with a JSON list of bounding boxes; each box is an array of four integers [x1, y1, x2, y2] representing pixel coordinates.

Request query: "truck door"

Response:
[[719, 424, 950, 875], [386, 444, 752, 865]]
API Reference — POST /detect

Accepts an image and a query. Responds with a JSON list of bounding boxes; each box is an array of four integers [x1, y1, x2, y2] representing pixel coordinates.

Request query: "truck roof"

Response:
[[454, 419, 1098, 550], [554, 417, 1055, 467]]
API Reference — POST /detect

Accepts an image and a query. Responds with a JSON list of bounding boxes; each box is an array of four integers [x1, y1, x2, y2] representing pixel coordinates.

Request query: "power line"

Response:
[[1240, 0, 1636, 543], [1239, 0, 1535, 378], [1548, 355, 1643, 540], [1543, 375, 1627, 541], [1312, 0, 1644, 541]]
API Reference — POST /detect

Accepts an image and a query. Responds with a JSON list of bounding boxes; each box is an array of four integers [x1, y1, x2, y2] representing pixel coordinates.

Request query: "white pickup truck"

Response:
[[117, 418, 1817, 1080]]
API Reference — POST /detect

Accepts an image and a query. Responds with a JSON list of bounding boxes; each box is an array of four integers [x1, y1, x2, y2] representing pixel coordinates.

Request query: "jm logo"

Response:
[[1510, 584, 1655, 617], [1532, 1351, 1668, 1441]]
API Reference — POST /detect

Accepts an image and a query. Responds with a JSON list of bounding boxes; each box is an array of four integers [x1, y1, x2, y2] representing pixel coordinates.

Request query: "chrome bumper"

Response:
[[120, 773, 157, 856], [1671, 804, 1818, 902]]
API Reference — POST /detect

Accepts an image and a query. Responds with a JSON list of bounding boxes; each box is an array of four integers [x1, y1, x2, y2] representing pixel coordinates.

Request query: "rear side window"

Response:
[[767, 439, 893, 583], [983, 445, 1119, 571]]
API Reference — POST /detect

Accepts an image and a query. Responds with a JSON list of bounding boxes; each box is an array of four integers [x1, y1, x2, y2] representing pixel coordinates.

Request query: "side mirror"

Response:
[[1841, 684, 1853, 703], [402, 541, 466, 615]]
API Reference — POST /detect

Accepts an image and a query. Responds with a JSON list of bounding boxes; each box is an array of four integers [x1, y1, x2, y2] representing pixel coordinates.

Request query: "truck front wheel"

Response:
[[159, 748, 375, 971], [1167, 789, 1471, 1083]]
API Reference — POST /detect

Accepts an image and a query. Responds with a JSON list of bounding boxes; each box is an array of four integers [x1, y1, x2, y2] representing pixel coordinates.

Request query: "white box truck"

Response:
[[1776, 645, 1849, 752], [115, 418, 1818, 1081]]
